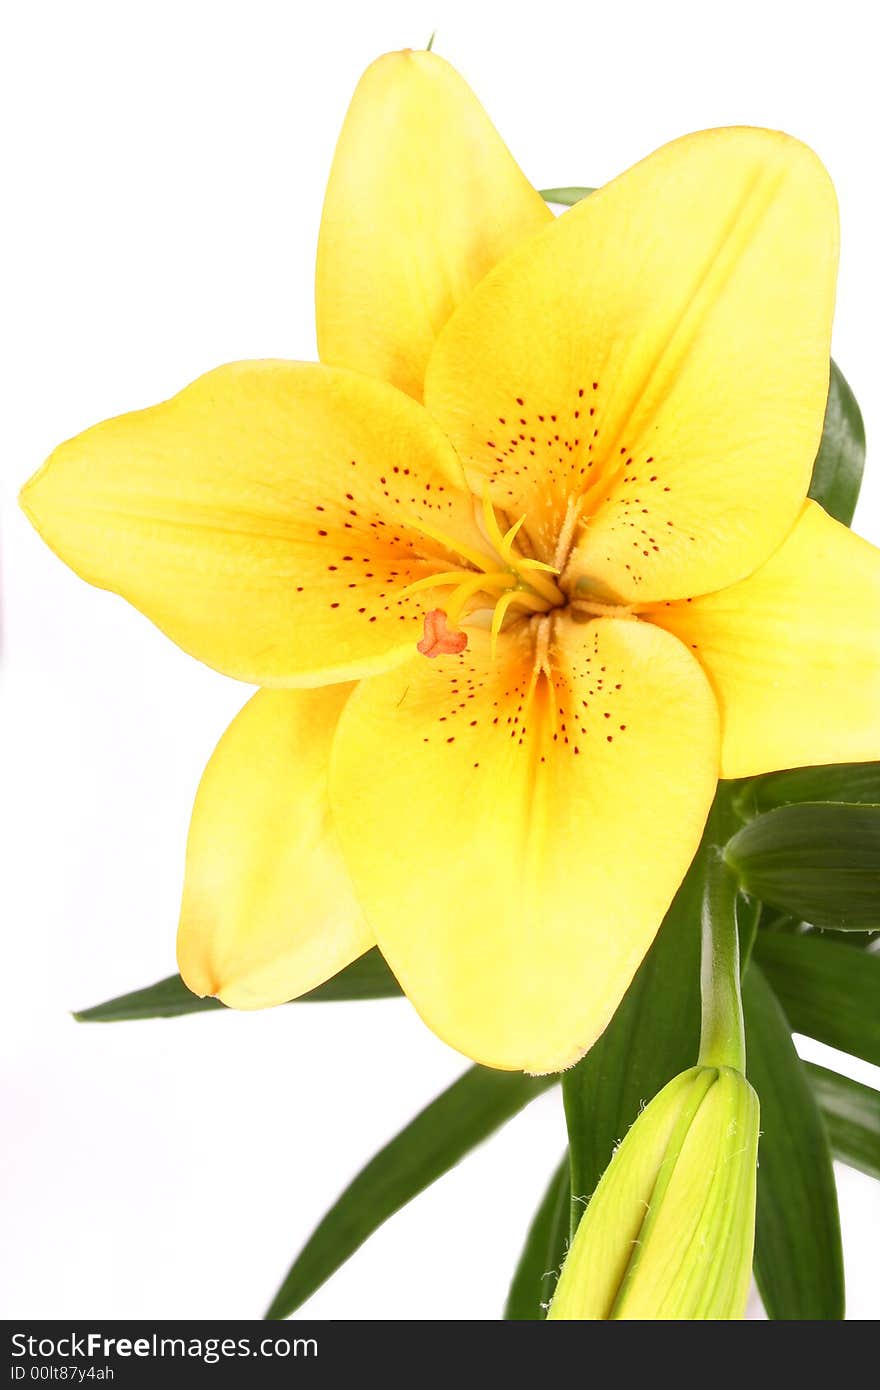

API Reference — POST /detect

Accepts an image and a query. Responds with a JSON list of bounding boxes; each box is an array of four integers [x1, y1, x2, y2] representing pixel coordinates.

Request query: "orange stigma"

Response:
[[417, 609, 468, 659]]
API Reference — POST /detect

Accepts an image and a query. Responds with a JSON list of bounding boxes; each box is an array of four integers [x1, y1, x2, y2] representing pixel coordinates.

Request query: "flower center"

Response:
[[404, 489, 566, 657]]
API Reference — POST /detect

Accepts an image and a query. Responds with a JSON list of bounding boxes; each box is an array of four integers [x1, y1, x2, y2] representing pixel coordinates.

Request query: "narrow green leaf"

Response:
[[808, 359, 866, 526], [742, 761, 880, 816], [504, 1156, 569, 1320], [807, 1063, 880, 1181], [265, 1066, 556, 1319], [283, 948, 402, 1001], [74, 947, 403, 1021], [753, 930, 880, 1065], [726, 802, 880, 930], [74, 975, 225, 1021], [744, 964, 844, 1320], [539, 186, 595, 205]]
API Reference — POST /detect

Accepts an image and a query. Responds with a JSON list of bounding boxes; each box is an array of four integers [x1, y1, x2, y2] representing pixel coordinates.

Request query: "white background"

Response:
[[2, 0, 879, 1320]]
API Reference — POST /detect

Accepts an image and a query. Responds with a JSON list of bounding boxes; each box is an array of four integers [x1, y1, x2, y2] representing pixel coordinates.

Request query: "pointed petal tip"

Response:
[[19, 457, 51, 528], [176, 955, 220, 1005], [317, 47, 549, 398]]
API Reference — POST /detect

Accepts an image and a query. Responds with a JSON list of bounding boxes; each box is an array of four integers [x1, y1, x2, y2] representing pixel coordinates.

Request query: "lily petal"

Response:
[[316, 49, 551, 401], [21, 361, 482, 686], [331, 616, 718, 1072], [648, 501, 880, 778], [425, 127, 837, 597], [178, 685, 373, 1008]]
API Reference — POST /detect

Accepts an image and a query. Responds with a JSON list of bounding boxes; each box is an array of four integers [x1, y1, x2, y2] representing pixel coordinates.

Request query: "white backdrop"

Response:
[[2, 0, 878, 1320]]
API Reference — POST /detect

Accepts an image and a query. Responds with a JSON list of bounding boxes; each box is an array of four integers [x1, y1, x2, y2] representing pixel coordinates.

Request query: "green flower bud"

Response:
[[548, 1065, 759, 1320]]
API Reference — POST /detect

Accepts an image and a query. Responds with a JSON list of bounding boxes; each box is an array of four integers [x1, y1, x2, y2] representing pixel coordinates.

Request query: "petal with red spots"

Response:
[[331, 614, 719, 1072], [21, 361, 488, 686], [425, 128, 837, 598]]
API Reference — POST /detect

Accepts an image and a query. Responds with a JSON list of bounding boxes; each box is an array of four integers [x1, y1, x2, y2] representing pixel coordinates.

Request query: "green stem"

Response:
[[699, 848, 746, 1071]]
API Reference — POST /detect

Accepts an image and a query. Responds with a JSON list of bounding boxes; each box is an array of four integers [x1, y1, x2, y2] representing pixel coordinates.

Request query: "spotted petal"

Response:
[[21, 361, 485, 686], [425, 127, 837, 600], [331, 616, 719, 1073]]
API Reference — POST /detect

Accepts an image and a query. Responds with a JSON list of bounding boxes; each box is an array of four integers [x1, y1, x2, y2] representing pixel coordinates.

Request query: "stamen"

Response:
[[445, 572, 515, 626], [481, 485, 565, 605], [481, 485, 511, 559], [553, 495, 583, 572], [400, 569, 475, 597], [500, 514, 527, 558], [417, 609, 468, 659], [404, 517, 496, 573], [507, 589, 556, 616], [490, 589, 523, 658], [401, 568, 512, 601], [518, 555, 562, 575], [407, 491, 567, 657], [514, 560, 565, 606]]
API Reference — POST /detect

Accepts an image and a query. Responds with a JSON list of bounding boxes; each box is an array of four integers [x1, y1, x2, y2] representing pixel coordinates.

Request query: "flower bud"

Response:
[[548, 1065, 759, 1320]]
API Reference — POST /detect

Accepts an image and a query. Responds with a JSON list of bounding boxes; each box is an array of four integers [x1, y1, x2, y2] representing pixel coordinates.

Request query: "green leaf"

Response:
[[744, 963, 844, 1319], [504, 1156, 569, 1320], [756, 905, 878, 951], [741, 762, 880, 816], [803, 927, 880, 950], [74, 975, 224, 1021], [756, 905, 800, 934], [808, 359, 866, 526], [539, 186, 595, 205], [753, 930, 880, 1066], [265, 1065, 556, 1319], [277, 949, 402, 1000], [807, 1063, 880, 1181], [726, 802, 880, 930], [74, 947, 403, 1021]]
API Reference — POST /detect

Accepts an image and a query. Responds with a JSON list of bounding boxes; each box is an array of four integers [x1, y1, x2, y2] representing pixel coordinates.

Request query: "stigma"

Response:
[[407, 490, 567, 661], [417, 609, 469, 658]]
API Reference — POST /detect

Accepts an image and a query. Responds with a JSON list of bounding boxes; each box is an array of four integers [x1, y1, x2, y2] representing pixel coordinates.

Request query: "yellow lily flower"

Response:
[[20, 50, 880, 1073]]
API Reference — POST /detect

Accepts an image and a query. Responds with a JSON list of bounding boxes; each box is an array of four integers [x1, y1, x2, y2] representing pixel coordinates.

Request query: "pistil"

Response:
[[417, 609, 468, 659], [404, 491, 566, 652]]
